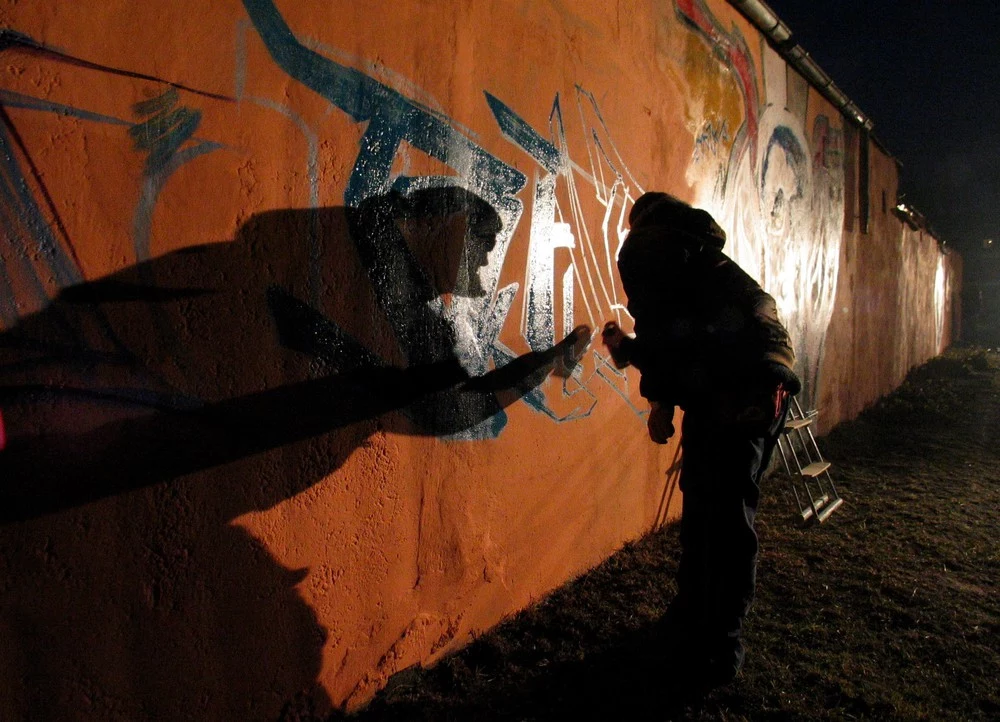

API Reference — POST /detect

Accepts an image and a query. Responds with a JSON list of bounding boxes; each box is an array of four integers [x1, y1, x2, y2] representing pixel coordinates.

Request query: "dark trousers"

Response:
[[673, 395, 789, 651]]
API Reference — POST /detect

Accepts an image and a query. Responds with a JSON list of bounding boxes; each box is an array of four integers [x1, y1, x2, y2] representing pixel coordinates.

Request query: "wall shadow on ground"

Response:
[[0, 189, 574, 719]]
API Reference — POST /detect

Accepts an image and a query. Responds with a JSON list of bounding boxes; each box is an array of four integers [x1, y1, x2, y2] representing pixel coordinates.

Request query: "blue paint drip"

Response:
[[442, 406, 508, 441], [493, 344, 546, 415], [133, 88, 180, 118], [490, 342, 598, 424]]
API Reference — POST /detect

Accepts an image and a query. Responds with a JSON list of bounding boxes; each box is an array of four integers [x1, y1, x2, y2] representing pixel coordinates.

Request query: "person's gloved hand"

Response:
[[647, 401, 675, 444], [601, 321, 625, 348], [601, 321, 631, 369]]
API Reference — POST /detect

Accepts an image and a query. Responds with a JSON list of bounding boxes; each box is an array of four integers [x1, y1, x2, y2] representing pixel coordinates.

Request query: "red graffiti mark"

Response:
[[0, 409, 6, 451], [675, 0, 760, 171]]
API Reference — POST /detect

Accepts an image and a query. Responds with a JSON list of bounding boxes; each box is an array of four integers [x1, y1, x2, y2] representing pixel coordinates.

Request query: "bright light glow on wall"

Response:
[[690, 105, 843, 406], [934, 256, 948, 353]]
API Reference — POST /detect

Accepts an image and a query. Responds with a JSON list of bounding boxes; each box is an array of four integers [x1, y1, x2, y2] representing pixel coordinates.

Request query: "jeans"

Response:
[[673, 392, 790, 651]]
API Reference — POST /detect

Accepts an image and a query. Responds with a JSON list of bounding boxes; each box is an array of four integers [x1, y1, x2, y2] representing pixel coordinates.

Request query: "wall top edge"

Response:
[[726, 0, 874, 134]]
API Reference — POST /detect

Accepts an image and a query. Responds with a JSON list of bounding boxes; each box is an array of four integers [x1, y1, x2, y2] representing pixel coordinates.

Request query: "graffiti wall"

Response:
[[0, 0, 960, 716]]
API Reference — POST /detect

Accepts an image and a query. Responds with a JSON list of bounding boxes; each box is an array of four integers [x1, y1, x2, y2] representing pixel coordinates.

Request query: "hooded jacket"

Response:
[[615, 193, 800, 417]]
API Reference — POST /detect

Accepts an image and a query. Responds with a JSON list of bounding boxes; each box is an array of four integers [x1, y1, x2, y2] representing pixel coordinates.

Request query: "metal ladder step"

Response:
[[816, 497, 844, 523], [800, 461, 831, 478], [799, 500, 827, 522]]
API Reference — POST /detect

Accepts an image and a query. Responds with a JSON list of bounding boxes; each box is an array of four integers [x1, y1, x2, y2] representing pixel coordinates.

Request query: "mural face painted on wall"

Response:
[[0, 1, 647, 447], [677, 0, 845, 405]]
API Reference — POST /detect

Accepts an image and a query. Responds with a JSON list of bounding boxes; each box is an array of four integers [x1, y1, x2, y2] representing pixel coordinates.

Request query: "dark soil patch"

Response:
[[309, 346, 1000, 721]]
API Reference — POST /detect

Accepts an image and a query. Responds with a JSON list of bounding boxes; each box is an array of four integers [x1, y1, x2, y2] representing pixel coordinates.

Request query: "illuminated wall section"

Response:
[[678, 1, 845, 406], [0, 0, 961, 717]]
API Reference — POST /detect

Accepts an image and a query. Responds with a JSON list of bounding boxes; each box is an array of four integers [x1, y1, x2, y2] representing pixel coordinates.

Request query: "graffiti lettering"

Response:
[[0, 3, 647, 441], [242, 0, 643, 432]]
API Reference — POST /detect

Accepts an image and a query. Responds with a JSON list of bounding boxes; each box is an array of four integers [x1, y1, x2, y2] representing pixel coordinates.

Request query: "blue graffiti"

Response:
[[241, 0, 526, 208], [762, 125, 807, 199], [0, 109, 82, 325], [0, 8, 632, 439], [130, 88, 223, 262], [130, 88, 202, 175], [0, 31, 227, 305], [243, 0, 550, 438], [485, 92, 562, 174], [241, 0, 645, 437]]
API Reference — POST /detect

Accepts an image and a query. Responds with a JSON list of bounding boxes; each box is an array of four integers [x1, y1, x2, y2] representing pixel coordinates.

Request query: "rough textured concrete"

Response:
[[0, 0, 960, 717]]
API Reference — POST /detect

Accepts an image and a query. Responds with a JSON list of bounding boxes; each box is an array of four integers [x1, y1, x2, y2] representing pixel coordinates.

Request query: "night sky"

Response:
[[762, 0, 999, 253]]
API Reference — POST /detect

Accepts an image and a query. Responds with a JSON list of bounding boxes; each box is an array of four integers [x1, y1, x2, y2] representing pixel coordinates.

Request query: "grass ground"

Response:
[[313, 346, 1000, 721]]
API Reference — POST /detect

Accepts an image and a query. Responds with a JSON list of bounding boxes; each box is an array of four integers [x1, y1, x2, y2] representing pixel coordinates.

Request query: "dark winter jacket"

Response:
[[614, 193, 800, 420]]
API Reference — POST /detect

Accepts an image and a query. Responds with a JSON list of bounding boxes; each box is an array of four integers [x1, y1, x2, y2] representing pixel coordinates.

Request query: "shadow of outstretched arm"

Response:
[[0, 327, 587, 524]]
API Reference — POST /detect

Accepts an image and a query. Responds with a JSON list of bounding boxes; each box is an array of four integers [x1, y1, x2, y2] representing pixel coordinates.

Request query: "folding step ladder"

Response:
[[776, 398, 844, 523]]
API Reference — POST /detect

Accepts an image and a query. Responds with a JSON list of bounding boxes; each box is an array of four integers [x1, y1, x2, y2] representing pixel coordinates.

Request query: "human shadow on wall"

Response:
[[0, 188, 583, 523], [0, 188, 583, 719]]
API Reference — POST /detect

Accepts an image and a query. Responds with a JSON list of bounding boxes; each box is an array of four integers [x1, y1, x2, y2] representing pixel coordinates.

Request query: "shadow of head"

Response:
[[350, 186, 501, 299]]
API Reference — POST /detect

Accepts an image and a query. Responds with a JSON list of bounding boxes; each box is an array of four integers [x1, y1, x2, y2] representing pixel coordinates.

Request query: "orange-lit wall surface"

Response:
[[0, 0, 961, 717]]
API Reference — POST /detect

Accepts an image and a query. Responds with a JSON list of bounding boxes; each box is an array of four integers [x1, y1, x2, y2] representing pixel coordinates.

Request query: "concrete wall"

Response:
[[0, 0, 960, 717], [817, 135, 961, 429]]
